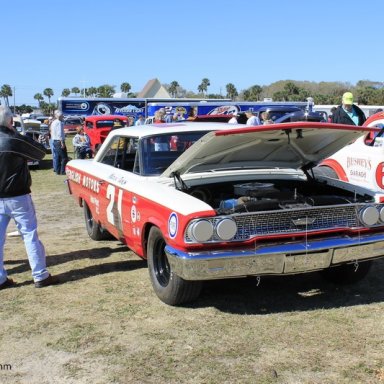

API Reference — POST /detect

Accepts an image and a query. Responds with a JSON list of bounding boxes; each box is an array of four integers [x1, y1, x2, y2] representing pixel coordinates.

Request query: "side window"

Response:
[[86, 122, 93, 129], [99, 136, 139, 173]]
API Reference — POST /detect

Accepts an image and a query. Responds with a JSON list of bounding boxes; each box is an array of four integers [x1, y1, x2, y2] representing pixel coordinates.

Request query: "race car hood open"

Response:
[[162, 122, 373, 176]]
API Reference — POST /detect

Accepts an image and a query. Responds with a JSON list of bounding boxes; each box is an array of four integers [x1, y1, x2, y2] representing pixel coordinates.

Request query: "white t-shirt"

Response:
[[246, 116, 260, 125]]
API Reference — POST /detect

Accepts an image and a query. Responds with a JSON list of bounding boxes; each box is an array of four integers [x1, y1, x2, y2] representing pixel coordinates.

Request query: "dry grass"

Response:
[[1, 147, 384, 383]]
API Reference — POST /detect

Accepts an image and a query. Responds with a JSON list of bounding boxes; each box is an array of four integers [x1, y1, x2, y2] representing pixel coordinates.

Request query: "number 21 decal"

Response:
[[106, 184, 123, 226]]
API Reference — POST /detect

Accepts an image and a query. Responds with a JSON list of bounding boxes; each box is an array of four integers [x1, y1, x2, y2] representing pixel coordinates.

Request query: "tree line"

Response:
[[1, 79, 384, 115]]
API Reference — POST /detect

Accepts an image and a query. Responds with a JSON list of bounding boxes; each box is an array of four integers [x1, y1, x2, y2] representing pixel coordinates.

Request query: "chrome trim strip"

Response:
[[165, 233, 384, 280]]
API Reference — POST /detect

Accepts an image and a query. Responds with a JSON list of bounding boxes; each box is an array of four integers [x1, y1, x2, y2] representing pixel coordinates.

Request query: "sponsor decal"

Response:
[[109, 173, 128, 186], [67, 169, 81, 184], [350, 170, 367, 179], [131, 205, 137, 223], [82, 175, 100, 194], [207, 105, 238, 115], [115, 105, 144, 114], [168, 212, 178, 239], [90, 195, 100, 214], [346, 157, 372, 170]]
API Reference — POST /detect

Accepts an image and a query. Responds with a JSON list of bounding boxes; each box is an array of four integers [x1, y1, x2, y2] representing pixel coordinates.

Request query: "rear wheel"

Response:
[[147, 226, 202, 305], [83, 202, 111, 241], [321, 261, 372, 284], [313, 166, 339, 179]]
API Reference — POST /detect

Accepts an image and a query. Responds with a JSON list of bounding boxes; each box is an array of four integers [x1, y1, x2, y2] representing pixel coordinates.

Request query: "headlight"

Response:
[[216, 218, 237, 241], [360, 206, 380, 226], [187, 220, 214, 242], [379, 206, 384, 222]]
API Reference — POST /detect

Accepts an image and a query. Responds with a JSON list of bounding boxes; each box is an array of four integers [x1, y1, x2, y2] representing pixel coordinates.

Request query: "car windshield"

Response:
[[140, 131, 210, 175], [95, 120, 127, 128], [98, 131, 210, 175]]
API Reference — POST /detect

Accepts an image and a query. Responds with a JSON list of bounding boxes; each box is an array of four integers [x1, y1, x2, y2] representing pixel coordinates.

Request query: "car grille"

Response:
[[230, 204, 362, 241], [185, 204, 371, 243]]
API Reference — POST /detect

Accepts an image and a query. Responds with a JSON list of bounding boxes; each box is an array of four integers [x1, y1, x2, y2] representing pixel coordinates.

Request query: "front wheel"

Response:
[[320, 260, 372, 284], [313, 166, 339, 179], [83, 202, 111, 241], [147, 226, 202, 306]]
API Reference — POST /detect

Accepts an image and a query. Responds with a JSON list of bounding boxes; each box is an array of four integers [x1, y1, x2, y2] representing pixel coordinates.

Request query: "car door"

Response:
[[97, 135, 138, 242]]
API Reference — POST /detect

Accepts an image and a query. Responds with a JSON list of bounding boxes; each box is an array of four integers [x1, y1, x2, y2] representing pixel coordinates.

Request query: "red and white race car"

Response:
[[66, 121, 384, 305], [317, 111, 384, 199]]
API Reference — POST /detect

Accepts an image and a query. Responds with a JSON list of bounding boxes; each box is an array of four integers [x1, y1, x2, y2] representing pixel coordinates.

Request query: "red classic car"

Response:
[[84, 115, 129, 152], [66, 121, 384, 305]]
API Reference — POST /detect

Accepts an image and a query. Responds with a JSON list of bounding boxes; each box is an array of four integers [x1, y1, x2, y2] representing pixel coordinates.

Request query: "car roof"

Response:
[[107, 121, 241, 139], [85, 115, 128, 122]]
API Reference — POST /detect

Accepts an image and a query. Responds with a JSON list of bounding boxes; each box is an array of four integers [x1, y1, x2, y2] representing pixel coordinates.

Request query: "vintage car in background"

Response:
[[83, 115, 129, 152], [64, 116, 83, 134], [317, 111, 384, 196], [13, 115, 50, 167], [66, 121, 384, 305]]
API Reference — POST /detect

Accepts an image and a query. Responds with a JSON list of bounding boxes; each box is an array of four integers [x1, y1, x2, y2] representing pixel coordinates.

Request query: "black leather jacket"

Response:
[[331, 105, 366, 126], [0, 125, 47, 197]]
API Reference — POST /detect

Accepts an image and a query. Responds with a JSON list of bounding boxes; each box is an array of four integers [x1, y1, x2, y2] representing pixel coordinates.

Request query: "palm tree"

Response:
[[97, 84, 115, 98], [168, 81, 180, 98], [120, 82, 131, 94], [225, 83, 238, 100], [34, 93, 44, 107], [198, 78, 210, 97], [243, 85, 263, 101], [0, 84, 13, 107], [61, 88, 71, 97], [71, 87, 80, 96], [87, 87, 97, 97], [43, 88, 54, 104]]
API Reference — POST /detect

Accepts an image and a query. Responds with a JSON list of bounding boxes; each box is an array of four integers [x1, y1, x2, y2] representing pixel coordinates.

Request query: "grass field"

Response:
[[1, 143, 384, 383]]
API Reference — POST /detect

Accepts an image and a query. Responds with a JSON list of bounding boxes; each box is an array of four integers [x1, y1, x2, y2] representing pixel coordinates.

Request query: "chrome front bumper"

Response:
[[165, 234, 384, 281]]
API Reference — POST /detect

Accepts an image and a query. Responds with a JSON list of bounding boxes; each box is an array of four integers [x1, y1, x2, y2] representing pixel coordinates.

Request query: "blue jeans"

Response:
[[0, 194, 49, 284], [49, 138, 56, 170], [53, 141, 68, 174]]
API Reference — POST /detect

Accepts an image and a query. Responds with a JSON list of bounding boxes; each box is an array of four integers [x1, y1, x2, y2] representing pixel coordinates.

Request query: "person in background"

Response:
[[154, 110, 166, 123], [47, 116, 56, 170], [331, 92, 366, 126], [260, 111, 274, 124], [113, 119, 123, 129], [228, 112, 238, 124], [0, 105, 59, 289], [245, 110, 260, 125], [187, 108, 196, 120], [328, 107, 337, 122], [50, 110, 68, 174], [135, 114, 145, 126], [72, 126, 93, 159]]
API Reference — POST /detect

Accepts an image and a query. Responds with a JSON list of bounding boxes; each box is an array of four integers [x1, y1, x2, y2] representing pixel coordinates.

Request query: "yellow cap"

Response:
[[342, 92, 354, 105]]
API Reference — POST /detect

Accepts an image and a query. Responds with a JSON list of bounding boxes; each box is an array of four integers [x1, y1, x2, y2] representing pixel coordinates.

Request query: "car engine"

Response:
[[186, 180, 370, 214]]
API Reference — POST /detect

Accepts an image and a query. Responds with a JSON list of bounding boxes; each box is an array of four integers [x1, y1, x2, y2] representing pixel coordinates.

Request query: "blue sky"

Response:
[[3, 0, 383, 105]]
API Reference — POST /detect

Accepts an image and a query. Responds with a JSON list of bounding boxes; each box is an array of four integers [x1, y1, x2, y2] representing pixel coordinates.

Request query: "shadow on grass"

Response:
[[190, 259, 384, 314], [5, 245, 147, 287]]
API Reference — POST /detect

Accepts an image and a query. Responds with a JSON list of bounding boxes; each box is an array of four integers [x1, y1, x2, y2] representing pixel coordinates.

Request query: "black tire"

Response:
[[147, 226, 202, 306], [83, 202, 111, 241], [321, 260, 372, 284], [313, 166, 339, 179]]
